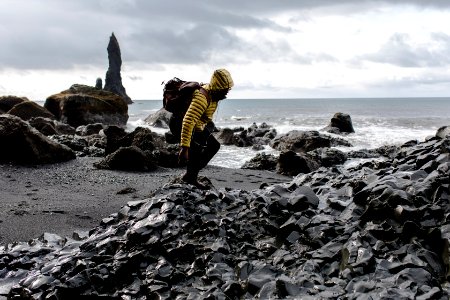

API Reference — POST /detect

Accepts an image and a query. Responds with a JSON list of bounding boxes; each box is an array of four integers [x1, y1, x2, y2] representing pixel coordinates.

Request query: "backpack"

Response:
[[162, 77, 211, 138], [162, 77, 210, 118]]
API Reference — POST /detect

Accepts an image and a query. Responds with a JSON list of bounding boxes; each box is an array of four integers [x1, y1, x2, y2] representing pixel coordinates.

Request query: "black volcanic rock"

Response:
[[0, 114, 75, 164], [144, 108, 171, 128], [322, 112, 355, 134], [44, 84, 129, 127], [7, 101, 55, 121], [94, 146, 157, 171], [277, 150, 320, 176], [3, 132, 450, 299], [436, 125, 450, 139], [103, 33, 132, 105], [242, 152, 278, 171], [0, 95, 29, 112], [270, 130, 352, 153]]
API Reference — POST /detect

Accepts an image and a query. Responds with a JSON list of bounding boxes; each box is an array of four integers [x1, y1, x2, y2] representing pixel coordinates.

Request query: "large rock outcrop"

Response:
[[103, 33, 132, 104], [0, 114, 75, 164], [44, 84, 128, 128]]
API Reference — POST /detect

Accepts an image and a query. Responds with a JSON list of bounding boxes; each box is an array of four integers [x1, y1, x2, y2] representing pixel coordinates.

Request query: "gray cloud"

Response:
[[360, 33, 450, 68], [0, 0, 449, 72], [367, 72, 450, 90]]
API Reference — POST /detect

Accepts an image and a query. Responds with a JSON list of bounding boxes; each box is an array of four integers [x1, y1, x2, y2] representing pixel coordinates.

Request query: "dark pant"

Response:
[[169, 115, 220, 175], [187, 129, 220, 175]]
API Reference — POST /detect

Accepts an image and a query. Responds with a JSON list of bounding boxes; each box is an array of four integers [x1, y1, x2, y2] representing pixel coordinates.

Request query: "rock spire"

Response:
[[103, 33, 133, 104]]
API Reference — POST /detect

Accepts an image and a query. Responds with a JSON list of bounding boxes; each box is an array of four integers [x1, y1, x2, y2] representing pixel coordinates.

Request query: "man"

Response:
[[177, 68, 234, 189]]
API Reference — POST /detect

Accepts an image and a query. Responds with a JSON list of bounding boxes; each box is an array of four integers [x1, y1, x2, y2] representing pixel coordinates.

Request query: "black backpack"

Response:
[[162, 77, 211, 138], [162, 77, 210, 118]]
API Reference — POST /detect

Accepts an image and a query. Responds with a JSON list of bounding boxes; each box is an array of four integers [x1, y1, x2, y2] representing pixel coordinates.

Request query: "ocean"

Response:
[[128, 98, 450, 169]]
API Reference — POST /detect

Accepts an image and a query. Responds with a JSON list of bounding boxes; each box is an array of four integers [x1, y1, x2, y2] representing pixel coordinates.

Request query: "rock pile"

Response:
[[2, 133, 449, 299]]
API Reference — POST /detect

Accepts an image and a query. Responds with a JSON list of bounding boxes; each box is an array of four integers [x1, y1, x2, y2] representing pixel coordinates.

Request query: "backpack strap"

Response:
[[199, 87, 212, 105]]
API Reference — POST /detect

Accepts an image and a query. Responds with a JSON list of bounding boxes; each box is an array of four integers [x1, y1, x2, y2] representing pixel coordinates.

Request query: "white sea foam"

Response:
[[126, 119, 168, 136], [210, 145, 278, 169], [230, 115, 251, 121]]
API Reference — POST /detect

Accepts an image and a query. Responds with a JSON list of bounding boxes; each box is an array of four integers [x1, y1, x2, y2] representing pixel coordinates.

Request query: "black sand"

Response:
[[0, 157, 291, 244]]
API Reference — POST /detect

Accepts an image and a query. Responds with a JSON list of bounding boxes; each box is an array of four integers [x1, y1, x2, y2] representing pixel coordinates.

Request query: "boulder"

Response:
[[270, 130, 352, 153], [54, 121, 76, 135], [105, 127, 162, 155], [44, 84, 128, 128], [276, 150, 320, 176], [213, 128, 235, 145], [102, 126, 175, 167], [75, 123, 105, 136], [230, 123, 277, 148], [242, 152, 278, 171], [0, 95, 29, 113], [50, 134, 105, 157], [152, 144, 184, 168], [322, 112, 355, 134], [103, 125, 127, 155], [247, 122, 277, 139], [164, 131, 178, 144], [93, 146, 157, 171], [144, 108, 171, 128], [28, 117, 58, 136], [103, 33, 132, 104], [436, 126, 450, 139], [307, 147, 348, 167], [28, 117, 76, 136], [7, 101, 55, 121], [0, 114, 75, 164]]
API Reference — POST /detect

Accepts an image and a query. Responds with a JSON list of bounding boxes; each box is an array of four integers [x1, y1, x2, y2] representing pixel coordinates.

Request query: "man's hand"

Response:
[[178, 146, 189, 165]]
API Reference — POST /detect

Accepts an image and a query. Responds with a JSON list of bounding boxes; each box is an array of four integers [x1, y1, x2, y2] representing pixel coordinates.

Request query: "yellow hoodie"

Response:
[[180, 69, 234, 147]]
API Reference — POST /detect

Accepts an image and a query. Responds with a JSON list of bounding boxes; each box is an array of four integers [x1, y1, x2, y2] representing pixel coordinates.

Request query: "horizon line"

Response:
[[32, 96, 450, 102], [130, 96, 450, 101]]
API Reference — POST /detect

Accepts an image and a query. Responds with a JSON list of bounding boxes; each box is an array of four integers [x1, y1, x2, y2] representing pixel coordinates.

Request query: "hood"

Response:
[[207, 69, 234, 91]]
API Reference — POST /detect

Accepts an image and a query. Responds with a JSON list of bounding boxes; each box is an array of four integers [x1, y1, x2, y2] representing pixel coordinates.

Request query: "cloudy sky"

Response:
[[1, 0, 450, 100]]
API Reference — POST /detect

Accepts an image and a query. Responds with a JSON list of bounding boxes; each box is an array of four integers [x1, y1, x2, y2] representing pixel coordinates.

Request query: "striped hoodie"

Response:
[[180, 69, 234, 147]]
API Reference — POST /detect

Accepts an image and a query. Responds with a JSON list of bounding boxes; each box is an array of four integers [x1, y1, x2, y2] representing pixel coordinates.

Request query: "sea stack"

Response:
[[103, 33, 133, 104]]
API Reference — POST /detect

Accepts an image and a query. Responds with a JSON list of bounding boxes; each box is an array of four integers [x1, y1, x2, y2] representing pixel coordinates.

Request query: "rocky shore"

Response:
[[1, 93, 450, 298], [1, 130, 450, 299]]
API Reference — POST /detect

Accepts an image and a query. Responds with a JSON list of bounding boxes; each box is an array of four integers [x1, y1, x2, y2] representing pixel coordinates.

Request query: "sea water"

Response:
[[127, 98, 450, 168]]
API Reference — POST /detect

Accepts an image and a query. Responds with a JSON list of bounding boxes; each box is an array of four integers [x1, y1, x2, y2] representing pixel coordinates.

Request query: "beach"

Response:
[[1, 97, 450, 298], [0, 157, 291, 245]]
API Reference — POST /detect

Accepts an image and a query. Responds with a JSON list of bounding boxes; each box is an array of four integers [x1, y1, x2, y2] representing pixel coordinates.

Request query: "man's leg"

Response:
[[182, 131, 205, 186], [183, 130, 220, 189], [196, 134, 220, 170]]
